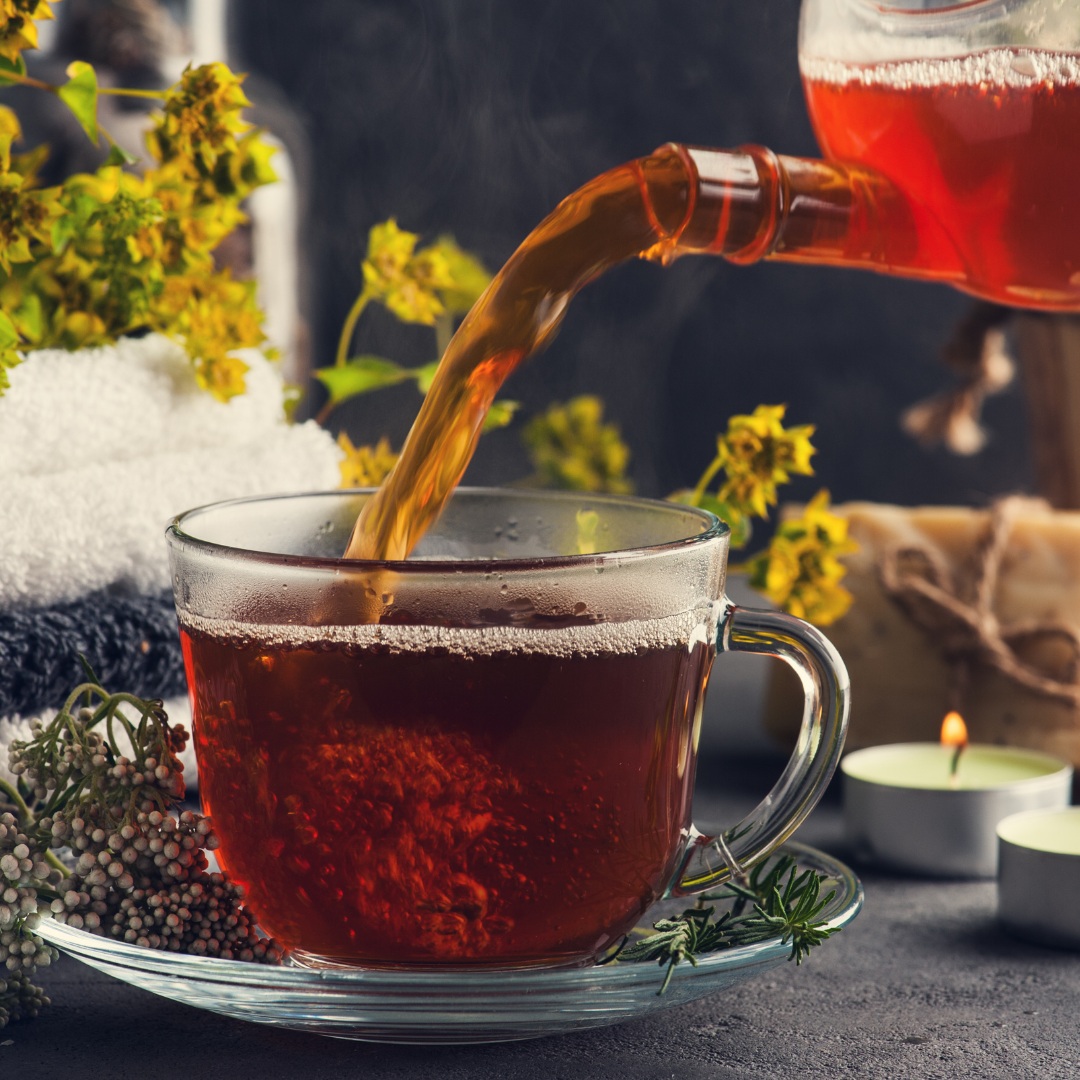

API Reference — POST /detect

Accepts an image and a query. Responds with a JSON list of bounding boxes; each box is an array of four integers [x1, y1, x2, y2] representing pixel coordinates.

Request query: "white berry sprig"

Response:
[[0, 811, 60, 1027], [0, 665, 285, 1030]]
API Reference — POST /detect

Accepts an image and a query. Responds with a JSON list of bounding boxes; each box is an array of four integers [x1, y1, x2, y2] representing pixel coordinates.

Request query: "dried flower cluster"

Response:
[[0, 811, 59, 1025], [0, 673, 284, 1028], [0, 969, 50, 1025], [50, 814, 278, 960]]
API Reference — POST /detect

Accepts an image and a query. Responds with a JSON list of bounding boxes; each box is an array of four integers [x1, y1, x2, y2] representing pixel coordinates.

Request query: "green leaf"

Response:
[[56, 61, 99, 145], [12, 291, 42, 342], [667, 487, 700, 507], [313, 355, 412, 405], [667, 489, 752, 549], [701, 495, 752, 549], [77, 653, 104, 688], [413, 360, 439, 394], [0, 54, 27, 88], [0, 309, 20, 350], [103, 141, 138, 167], [0, 311, 22, 392], [482, 399, 520, 433]]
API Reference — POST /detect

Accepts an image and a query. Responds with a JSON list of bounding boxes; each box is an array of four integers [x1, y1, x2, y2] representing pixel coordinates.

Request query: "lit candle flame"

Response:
[[940, 711, 968, 748], [940, 711, 968, 788]]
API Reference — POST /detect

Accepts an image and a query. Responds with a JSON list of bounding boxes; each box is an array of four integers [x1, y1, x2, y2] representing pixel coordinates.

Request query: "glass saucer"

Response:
[[38, 841, 861, 1045]]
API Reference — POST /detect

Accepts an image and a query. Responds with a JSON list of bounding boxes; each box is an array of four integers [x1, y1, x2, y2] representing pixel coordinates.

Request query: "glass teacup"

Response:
[[167, 488, 848, 966]]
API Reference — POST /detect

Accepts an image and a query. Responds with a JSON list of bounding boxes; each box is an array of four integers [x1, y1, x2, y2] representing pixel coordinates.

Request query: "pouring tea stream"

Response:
[[348, 0, 1080, 564]]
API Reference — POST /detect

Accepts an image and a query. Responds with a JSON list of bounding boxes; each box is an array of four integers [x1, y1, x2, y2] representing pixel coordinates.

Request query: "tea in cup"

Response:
[[168, 489, 847, 965]]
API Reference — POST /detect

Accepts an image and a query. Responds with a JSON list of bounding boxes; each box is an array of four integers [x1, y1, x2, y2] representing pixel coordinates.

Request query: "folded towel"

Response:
[[0, 334, 342, 611], [0, 333, 314, 478], [0, 587, 186, 718]]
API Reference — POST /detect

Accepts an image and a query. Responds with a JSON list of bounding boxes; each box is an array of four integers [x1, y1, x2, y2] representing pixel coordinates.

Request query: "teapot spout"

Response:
[[658, 144, 967, 287]]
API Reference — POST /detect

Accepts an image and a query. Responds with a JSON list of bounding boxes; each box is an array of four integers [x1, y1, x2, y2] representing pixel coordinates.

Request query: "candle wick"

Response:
[[949, 742, 966, 789]]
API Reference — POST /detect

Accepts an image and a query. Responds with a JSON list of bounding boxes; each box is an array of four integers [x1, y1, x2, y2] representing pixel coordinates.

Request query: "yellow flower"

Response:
[[337, 433, 399, 488], [575, 509, 600, 555], [361, 219, 454, 326], [0, 104, 20, 173], [428, 234, 492, 315], [0, 57, 277, 399], [0, 171, 63, 273], [745, 490, 859, 627], [717, 404, 816, 520], [0, 0, 55, 64], [151, 272, 263, 401], [146, 63, 253, 179], [523, 396, 633, 493], [668, 403, 817, 548]]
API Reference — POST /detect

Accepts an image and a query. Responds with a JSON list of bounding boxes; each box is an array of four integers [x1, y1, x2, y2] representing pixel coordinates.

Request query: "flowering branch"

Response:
[[669, 404, 816, 549], [741, 489, 858, 627], [0, 3, 278, 400]]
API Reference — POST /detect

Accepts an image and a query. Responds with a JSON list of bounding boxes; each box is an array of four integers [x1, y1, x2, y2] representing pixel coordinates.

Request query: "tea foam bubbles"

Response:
[[177, 607, 708, 660], [801, 48, 1080, 91]]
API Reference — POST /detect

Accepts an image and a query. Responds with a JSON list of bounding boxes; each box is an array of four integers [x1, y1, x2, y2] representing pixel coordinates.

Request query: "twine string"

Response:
[[877, 497, 1080, 708]]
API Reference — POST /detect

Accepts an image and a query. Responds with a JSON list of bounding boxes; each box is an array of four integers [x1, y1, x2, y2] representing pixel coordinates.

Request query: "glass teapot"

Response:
[[666, 0, 1080, 310]]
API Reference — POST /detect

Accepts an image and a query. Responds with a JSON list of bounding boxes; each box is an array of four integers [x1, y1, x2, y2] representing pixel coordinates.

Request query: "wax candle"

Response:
[[842, 743, 1072, 878], [998, 808, 1080, 949], [844, 744, 1066, 790]]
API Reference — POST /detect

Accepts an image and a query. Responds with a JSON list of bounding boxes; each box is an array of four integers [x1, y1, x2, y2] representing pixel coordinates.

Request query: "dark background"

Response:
[[233, 0, 1034, 518]]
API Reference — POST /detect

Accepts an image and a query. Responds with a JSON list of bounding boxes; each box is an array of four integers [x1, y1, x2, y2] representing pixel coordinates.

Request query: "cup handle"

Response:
[[666, 599, 850, 898]]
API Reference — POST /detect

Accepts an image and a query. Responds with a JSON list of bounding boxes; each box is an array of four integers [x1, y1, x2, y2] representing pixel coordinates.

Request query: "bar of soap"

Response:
[[763, 500, 1080, 765]]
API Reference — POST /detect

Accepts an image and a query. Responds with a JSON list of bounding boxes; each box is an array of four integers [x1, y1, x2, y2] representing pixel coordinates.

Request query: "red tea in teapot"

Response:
[[803, 48, 1080, 308], [181, 615, 711, 963], [347, 52, 1080, 565]]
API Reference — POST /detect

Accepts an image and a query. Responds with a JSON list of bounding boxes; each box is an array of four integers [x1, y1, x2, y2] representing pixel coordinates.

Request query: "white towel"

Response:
[[0, 334, 342, 611]]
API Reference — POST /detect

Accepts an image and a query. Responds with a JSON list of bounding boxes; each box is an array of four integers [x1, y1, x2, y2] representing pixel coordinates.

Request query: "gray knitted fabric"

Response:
[[0, 589, 186, 717]]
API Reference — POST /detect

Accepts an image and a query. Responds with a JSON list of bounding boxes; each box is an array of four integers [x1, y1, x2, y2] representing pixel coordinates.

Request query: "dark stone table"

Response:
[[6, 755, 1080, 1080]]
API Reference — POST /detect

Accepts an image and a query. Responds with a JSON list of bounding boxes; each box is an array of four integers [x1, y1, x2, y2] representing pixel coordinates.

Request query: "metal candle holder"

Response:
[[998, 808, 1080, 949], [843, 745, 1073, 879]]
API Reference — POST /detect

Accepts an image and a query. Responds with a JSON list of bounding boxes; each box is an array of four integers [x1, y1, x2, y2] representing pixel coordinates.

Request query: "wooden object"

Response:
[[1016, 314, 1080, 509], [764, 501, 1080, 766]]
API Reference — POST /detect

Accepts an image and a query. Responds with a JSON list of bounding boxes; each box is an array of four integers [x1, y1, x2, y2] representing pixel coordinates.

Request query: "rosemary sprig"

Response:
[[618, 853, 840, 995]]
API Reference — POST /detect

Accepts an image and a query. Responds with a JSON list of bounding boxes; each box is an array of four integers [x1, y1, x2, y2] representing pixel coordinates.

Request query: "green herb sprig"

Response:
[[617, 853, 840, 995]]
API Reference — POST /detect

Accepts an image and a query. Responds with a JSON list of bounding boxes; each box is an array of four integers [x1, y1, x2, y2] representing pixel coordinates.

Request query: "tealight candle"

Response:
[[843, 741, 1072, 878], [998, 809, 1080, 949]]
